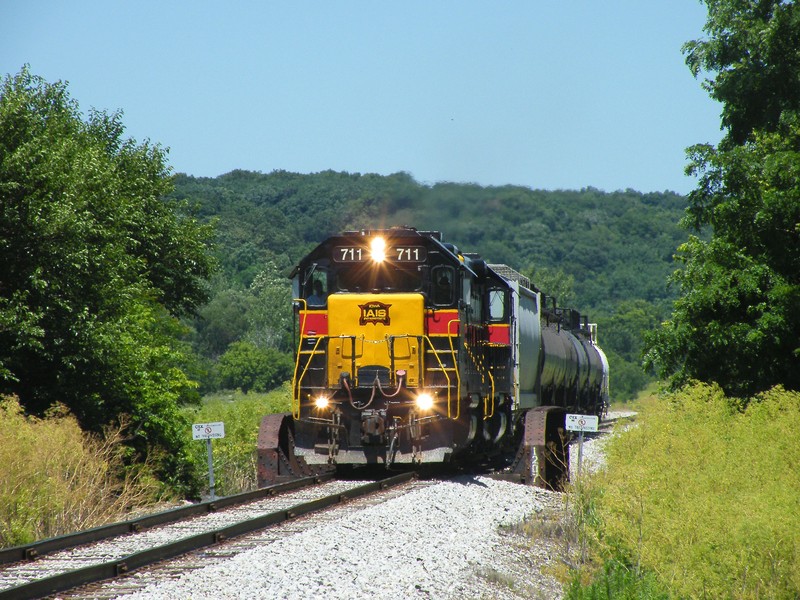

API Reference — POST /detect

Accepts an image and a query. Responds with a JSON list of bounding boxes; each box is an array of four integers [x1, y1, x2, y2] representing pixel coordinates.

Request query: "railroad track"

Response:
[[0, 471, 416, 600], [593, 410, 637, 436]]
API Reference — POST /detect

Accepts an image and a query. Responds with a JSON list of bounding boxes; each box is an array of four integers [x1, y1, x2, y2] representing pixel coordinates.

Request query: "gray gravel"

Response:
[[121, 477, 566, 600]]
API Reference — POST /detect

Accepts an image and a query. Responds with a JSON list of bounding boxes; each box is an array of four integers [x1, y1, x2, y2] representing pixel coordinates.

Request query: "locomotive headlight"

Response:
[[415, 392, 434, 411], [314, 395, 331, 410], [370, 236, 386, 262]]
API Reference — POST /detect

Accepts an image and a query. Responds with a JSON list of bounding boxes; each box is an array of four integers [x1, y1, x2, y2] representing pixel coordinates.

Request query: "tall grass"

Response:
[[183, 384, 291, 496], [569, 383, 800, 599], [0, 396, 167, 548]]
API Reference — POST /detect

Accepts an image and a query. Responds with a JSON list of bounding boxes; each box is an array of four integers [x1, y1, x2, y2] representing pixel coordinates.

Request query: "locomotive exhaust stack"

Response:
[[257, 228, 609, 490]]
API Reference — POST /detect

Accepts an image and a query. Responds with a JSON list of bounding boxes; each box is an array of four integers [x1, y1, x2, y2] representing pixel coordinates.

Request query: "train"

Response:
[[257, 227, 609, 489]]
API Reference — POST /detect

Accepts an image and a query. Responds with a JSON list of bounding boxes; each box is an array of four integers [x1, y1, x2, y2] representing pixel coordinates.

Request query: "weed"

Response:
[[477, 566, 517, 589], [566, 559, 670, 600], [0, 396, 168, 547]]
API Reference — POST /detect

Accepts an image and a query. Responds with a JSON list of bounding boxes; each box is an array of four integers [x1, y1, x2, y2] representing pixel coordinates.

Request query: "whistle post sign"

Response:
[[192, 421, 224, 501], [565, 414, 599, 433], [192, 421, 225, 440]]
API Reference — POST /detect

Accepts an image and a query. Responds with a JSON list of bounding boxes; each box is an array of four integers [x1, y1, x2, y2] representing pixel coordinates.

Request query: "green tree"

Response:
[[0, 67, 215, 489], [194, 287, 253, 358], [523, 265, 576, 307], [601, 300, 661, 364], [247, 261, 294, 353], [598, 300, 661, 400], [644, 3, 800, 397], [218, 341, 293, 394], [683, 0, 800, 146]]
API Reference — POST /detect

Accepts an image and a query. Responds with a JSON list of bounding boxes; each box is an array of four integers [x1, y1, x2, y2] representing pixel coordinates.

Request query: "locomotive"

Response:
[[257, 227, 609, 489]]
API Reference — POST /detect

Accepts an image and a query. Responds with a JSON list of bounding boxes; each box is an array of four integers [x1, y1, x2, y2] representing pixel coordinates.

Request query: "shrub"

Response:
[[578, 383, 800, 599], [0, 396, 167, 547]]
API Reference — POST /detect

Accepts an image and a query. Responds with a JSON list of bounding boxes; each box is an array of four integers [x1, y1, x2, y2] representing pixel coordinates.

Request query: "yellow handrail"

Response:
[[292, 310, 465, 421], [291, 298, 309, 419], [462, 332, 496, 420], [483, 368, 495, 420], [292, 335, 324, 420], [445, 320, 462, 419], [420, 320, 461, 419]]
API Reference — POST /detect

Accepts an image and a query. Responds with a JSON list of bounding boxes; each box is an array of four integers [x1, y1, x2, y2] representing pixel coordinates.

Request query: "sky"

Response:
[[2, 1, 723, 195]]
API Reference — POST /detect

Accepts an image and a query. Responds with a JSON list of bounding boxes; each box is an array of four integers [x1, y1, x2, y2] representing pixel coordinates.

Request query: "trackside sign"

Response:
[[565, 414, 599, 433], [192, 421, 225, 440]]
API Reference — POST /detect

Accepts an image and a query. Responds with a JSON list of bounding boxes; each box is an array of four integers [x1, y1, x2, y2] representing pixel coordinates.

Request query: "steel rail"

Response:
[[0, 472, 334, 566], [0, 471, 415, 600]]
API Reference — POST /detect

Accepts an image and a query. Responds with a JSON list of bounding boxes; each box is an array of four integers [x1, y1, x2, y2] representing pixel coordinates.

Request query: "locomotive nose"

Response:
[[327, 293, 424, 389]]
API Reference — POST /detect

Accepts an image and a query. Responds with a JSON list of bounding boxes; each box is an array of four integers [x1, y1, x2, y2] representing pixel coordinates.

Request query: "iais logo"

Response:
[[358, 301, 392, 326]]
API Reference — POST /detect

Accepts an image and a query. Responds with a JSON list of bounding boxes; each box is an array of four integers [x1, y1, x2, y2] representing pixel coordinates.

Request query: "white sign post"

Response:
[[565, 414, 599, 477], [193, 422, 225, 500]]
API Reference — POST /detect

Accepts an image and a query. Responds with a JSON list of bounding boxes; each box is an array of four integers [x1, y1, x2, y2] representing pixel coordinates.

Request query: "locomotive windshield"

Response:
[[334, 263, 423, 293]]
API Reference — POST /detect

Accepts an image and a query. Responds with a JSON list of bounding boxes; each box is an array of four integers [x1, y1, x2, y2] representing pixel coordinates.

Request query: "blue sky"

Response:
[[2, 1, 722, 195]]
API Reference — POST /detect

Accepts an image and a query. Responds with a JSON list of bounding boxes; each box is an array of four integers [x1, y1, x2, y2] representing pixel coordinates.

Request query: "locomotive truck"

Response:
[[257, 227, 609, 489]]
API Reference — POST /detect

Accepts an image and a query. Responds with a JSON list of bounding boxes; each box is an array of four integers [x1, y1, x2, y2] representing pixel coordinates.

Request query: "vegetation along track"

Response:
[[0, 472, 416, 600]]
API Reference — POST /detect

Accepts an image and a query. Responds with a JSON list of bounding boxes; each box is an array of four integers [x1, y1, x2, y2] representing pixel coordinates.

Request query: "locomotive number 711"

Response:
[[333, 245, 427, 263]]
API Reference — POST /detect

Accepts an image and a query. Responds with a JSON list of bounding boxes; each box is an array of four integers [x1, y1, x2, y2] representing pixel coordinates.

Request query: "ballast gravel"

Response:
[[114, 416, 630, 599], [122, 477, 566, 600]]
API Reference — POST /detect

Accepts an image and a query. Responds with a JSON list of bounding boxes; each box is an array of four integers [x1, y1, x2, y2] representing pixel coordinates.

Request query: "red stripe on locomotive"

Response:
[[300, 311, 328, 336], [488, 324, 510, 345], [425, 310, 460, 335]]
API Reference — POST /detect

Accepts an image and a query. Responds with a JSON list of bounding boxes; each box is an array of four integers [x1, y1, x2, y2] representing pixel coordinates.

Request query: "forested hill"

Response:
[[171, 169, 689, 400]]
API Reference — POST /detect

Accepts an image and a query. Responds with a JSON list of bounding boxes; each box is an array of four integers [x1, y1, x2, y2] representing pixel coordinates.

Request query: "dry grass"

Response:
[[0, 396, 169, 547]]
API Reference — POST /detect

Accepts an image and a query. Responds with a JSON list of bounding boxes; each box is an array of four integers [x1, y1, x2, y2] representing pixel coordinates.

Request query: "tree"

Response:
[[601, 300, 661, 364], [683, 0, 800, 146], [247, 261, 294, 353], [523, 265, 575, 307], [0, 67, 215, 488], [218, 341, 293, 394], [644, 3, 800, 397], [194, 287, 254, 358]]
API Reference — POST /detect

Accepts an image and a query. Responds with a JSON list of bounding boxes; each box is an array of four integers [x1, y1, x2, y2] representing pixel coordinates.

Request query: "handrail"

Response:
[[483, 368, 496, 420], [419, 331, 458, 419], [291, 298, 309, 419], [292, 336, 324, 419], [293, 321, 463, 420], [445, 320, 462, 419], [461, 328, 496, 420]]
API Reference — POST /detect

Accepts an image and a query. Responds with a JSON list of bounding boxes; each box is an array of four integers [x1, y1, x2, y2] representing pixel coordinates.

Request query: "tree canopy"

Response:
[[684, 0, 800, 147], [644, 0, 800, 397], [0, 67, 215, 488]]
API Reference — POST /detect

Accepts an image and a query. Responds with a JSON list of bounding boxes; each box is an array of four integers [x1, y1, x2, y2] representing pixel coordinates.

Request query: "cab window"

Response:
[[305, 270, 329, 306], [432, 266, 454, 305], [488, 289, 507, 322]]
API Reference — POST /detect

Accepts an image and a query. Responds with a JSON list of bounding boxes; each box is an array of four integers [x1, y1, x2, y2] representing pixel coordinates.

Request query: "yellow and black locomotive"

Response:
[[257, 227, 609, 489]]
